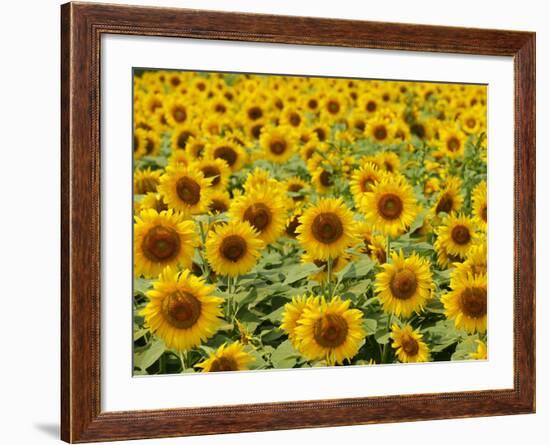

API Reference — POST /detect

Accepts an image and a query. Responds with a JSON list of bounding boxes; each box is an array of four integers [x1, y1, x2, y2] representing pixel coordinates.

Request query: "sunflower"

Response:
[[375, 250, 433, 318], [138, 192, 168, 213], [459, 108, 484, 135], [434, 236, 464, 269], [243, 168, 286, 200], [167, 149, 192, 169], [134, 168, 162, 195], [451, 241, 487, 286], [320, 93, 347, 121], [158, 165, 212, 216], [311, 166, 335, 194], [295, 296, 366, 365], [284, 177, 308, 204], [205, 138, 246, 172], [436, 213, 478, 259], [357, 222, 387, 264], [472, 181, 487, 230], [170, 123, 198, 152], [391, 324, 430, 363], [164, 97, 189, 127], [134, 209, 198, 278], [469, 340, 488, 360], [141, 267, 223, 351], [280, 295, 319, 349], [301, 252, 350, 282], [137, 130, 161, 158], [208, 190, 231, 214], [375, 151, 401, 174], [296, 198, 358, 260], [205, 220, 264, 277], [366, 116, 393, 144], [441, 273, 487, 333], [350, 162, 385, 207], [196, 342, 255, 372], [285, 206, 304, 238], [361, 176, 418, 237], [196, 158, 231, 191], [229, 188, 287, 245], [433, 176, 464, 216], [259, 125, 297, 163], [438, 125, 467, 158]]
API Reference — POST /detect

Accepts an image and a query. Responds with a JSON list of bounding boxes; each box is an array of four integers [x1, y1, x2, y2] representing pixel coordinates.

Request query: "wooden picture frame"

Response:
[[61, 2, 536, 442]]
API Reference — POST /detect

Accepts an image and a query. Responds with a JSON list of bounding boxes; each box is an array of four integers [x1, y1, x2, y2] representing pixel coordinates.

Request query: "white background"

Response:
[[102, 35, 514, 411], [0, 0, 546, 444]]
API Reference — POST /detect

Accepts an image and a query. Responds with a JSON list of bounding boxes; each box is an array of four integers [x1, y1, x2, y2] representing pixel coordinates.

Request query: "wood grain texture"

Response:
[[60, 2, 536, 442]]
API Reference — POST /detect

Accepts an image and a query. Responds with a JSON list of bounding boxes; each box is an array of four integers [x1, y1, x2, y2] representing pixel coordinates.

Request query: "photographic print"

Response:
[[132, 69, 488, 375]]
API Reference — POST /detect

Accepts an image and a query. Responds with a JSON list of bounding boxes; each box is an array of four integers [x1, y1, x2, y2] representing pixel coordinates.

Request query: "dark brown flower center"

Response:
[[436, 193, 453, 214], [215, 104, 227, 113], [410, 123, 426, 139], [247, 106, 263, 120], [172, 105, 187, 123], [220, 234, 247, 262], [251, 123, 264, 139], [311, 212, 344, 244], [214, 146, 238, 167], [373, 125, 388, 141], [175, 177, 201, 205], [177, 131, 193, 150], [400, 334, 419, 356], [269, 139, 287, 155], [141, 225, 181, 262], [451, 225, 471, 245], [313, 313, 348, 348], [320, 170, 332, 187], [390, 269, 418, 300], [288, 183, 304, 201], [169, 76, 180, 87], [327, 100, 340, 114], [209, 199, 228, 214], [354, 121, 366, 132], [243, 203, 272, 232], [447, 137, 460, 152], [366, 100, 377, 112], [378, 193, 403, 220], [360, 177, 375, 193], [466, 118, 476, 128], [145, 137, 155, 155], [481, 205, 487, 222], [133, 134, 139, 153], [161, 290, 201, 329], [289, 112, 301, 127], [308, 99, 318, 110], [286, 215, 301, 238], [459, 287, 487, 318], [314, 128, 327, 142], [201, 165, 221, 186], [209, 356, 238, 372]]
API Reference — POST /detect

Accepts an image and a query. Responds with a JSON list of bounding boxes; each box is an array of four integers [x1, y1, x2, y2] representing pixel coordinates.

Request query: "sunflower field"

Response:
[[133, 70, 488, 375]]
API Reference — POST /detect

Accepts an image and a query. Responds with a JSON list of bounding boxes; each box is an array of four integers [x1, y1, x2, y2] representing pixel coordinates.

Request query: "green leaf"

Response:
[[336, 256, 375, 281], [283, 263, 321, 285], [363, 319, 378, 335], [451, 336, 480, 360], [134, 340, 165, 370], [270, 340, 299, 368], [134, 278, 153, 296]]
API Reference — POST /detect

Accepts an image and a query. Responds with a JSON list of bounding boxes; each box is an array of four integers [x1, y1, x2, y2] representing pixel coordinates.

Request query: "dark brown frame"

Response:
[[61, 1, 536, 442]]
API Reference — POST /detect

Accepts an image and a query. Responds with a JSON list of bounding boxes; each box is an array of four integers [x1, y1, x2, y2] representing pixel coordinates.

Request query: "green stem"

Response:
[[381, 236, 393, 364], [381, 314, 393, 364], [327, 257, 333, 298], [179, 351, 186, 373]]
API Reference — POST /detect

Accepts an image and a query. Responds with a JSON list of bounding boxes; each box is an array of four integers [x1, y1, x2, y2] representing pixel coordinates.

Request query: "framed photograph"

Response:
[[61, 2, 535, 442]]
